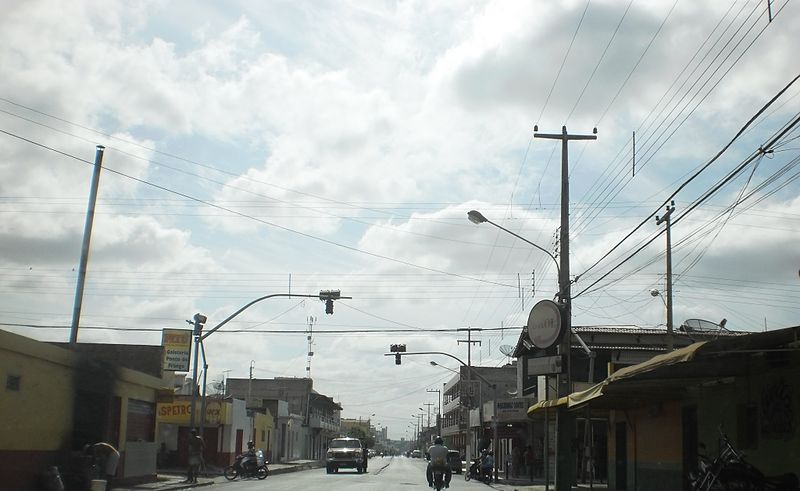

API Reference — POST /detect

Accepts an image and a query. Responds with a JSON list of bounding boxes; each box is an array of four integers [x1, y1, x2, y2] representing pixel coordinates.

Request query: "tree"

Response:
[[346, 426, 375, 449]]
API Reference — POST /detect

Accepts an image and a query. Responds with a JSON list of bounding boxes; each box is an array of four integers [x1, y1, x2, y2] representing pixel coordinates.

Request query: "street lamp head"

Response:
[[429, 361, 438, 366], [467, 210, 487, 225]]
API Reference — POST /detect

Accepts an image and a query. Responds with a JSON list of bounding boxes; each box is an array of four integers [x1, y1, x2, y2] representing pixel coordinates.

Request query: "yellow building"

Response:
[[155, 396, 276, 467], [0, 329, 167, 490]]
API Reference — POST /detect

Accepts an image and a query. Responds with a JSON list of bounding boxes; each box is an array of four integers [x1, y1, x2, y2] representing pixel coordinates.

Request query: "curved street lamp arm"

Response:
[[384, 350, 496, 388], [482, 218, 561, 278]]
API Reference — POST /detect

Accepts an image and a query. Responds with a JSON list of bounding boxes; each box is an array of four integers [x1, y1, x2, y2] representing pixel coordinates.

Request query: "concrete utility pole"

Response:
[[423, 402, 435, 429], [656, 202, 676, 351], [427, 388, 442, 435], [69, 145, 105, 345], [457, 328, 481, 464], [534, 125, 597, 491]]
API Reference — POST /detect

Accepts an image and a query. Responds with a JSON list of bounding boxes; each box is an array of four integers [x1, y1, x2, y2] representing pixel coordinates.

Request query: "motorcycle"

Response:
[[689, 427, 798, 490], [224, 449, 269, 480], [432, 468, 446, 490], [464, 458, 492, 484]]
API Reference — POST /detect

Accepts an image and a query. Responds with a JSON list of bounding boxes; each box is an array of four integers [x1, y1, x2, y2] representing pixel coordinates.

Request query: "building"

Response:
[[155, 395, 273, 467], [440, 364, 517, 465], [529, 324, 800, 490], [1, 329, 168, 490], [225, 377, 341, 462], [515, 323, 747, 481]]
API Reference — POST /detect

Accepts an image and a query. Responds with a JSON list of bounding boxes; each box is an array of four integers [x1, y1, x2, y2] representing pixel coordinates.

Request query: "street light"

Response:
[[467, 210, 561, 291], [468, 208, 575, 489], [388, 349, 499, 481], [430, 361, 459, 374]]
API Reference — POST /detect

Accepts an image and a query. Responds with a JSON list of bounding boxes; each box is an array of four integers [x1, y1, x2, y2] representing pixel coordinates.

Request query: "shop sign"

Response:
[[162, 329, 192, 371], [495, 398, 531, 422], [156, 401, 228, 425]]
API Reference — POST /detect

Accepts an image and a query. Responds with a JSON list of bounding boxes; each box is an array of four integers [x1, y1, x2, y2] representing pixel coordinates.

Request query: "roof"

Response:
[[513, 324, 753, 357]]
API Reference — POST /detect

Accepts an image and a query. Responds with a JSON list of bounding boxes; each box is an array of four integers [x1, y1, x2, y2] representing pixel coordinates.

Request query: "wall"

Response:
[[0, 332, 75, 490], [608, 402, 683, 491], [0, 330, 165, 490]]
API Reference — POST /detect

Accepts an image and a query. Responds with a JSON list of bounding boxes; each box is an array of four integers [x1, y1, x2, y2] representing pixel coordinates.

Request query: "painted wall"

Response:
[[607, 402, 683, 491], [0, 330, 165, 490]]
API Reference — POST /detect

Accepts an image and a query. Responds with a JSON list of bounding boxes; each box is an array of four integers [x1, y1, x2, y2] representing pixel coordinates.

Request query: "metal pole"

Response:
[[493, 384, 499, 481], [189, 324, 201, 430], [199, 340, 208, 438], [69, 145, 105, 345]]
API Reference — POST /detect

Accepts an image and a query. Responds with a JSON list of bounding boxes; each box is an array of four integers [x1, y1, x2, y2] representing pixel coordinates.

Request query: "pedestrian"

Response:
[[85, 442, 120, 491], [504, 451, 511, 480], [186, 429, 205, 483], [512, 445, 522, 477], [524, 444, 534, 481]]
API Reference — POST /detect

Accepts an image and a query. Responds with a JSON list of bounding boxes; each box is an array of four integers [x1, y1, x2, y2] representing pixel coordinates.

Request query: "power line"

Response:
[[0, 127, 516, 290]]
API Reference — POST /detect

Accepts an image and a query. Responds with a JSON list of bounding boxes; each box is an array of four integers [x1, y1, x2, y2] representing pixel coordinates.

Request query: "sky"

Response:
[[1, 0, 799, 440]]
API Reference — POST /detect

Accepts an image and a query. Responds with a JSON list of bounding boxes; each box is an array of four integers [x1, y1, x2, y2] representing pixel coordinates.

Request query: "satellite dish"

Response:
[[499, 345, 515, 357]]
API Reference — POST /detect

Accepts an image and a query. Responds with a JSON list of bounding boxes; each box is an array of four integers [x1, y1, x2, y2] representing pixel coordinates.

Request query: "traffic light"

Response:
[[325, 299, 334, 314], [192, 313, 207, 335], [389, 344, 406, 364]]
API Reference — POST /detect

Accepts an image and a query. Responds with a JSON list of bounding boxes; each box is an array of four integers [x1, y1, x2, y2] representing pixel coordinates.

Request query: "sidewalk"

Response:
[[115, 460, 324, 491], [488, 473, 612, 490]]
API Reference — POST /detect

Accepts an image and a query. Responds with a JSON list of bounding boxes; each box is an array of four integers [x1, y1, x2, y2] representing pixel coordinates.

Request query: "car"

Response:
[[447, 450, 463, 474], [326, 437, 366, 474], [411, 449, 422, 458]]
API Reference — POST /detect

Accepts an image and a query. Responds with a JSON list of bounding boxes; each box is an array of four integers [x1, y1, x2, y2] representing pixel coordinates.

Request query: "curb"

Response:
[[122, 462, 326, 491]]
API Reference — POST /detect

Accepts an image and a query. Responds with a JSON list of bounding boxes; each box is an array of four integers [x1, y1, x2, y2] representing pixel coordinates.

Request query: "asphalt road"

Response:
[[211, 456, 518, 491]]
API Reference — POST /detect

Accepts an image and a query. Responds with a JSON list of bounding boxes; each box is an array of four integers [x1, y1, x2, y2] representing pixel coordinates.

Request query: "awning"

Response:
[[527, 326, 800, 415], [527, 396, 568, 417]]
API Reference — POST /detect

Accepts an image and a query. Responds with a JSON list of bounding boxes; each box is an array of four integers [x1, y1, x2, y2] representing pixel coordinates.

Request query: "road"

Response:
[[213, 456, 519, 491]]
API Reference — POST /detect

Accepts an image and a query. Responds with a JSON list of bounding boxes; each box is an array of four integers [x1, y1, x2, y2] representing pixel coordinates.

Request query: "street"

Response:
[[201, 456, 520, 491]]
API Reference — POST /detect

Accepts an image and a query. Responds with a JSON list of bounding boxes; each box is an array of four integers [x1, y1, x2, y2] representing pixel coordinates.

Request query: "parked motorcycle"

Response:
[[224, 449, 269, 480], [689, 427, 798, 490], [464, 458, 492, 484]]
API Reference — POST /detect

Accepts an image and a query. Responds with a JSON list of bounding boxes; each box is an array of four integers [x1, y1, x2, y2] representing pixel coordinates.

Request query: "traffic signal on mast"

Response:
[[390, 344, 406, 365]]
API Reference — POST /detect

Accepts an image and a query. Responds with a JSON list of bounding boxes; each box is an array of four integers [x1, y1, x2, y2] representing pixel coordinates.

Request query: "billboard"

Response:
[[162, 329, 192, 372]]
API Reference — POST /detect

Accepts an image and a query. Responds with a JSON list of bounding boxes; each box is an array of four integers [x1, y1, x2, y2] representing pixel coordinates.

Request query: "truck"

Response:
[[326, 437, 367, 474]]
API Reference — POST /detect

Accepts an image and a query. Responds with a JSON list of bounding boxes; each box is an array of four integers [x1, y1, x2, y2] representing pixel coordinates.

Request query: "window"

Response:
[[6, 375, 20, 391]]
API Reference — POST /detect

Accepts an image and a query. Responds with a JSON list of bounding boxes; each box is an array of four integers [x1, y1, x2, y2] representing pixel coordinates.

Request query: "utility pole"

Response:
[[306, 316, 316, 377], [427, 388, 442, 435], [69, 145, 105, 345], [656, 202, 676, 351], [423, 402, 434, 429], [457, 328, 481, 464], [534, 125, 597, 491], [248, 360, 255, 441]]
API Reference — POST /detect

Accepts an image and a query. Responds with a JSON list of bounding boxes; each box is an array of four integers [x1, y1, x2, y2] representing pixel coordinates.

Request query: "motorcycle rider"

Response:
[[481, 450, 494, 482], [240, 441, 257, 474], [426, 436, 452, 488]]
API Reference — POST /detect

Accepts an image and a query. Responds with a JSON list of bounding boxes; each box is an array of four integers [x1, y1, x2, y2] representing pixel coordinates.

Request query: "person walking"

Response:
[[512, 445, 522, 478], [524, 444, 535, 482], [186, 429, 205, 484]]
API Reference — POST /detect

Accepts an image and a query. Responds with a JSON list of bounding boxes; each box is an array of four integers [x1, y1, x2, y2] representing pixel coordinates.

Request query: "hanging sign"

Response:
[[526, 300, 563, 349]]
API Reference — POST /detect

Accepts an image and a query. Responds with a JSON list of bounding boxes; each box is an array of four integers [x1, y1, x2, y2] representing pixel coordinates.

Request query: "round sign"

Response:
[[526, 300, 563, 349]]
